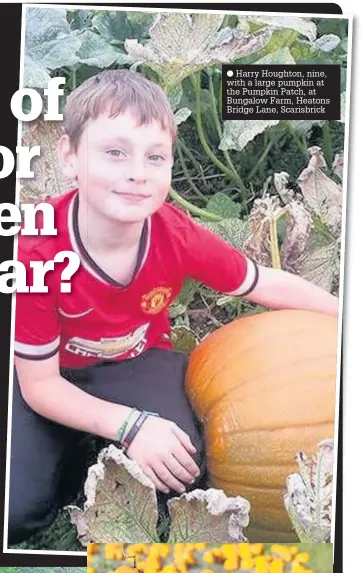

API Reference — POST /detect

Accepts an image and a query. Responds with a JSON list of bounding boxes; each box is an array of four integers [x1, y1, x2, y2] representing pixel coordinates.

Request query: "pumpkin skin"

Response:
[[185, 309, 337, 542]]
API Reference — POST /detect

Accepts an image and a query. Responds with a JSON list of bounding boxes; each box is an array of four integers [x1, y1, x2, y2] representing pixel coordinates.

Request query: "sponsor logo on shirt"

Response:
[[65, 323, 150, 359], [59, 307, 94, 318], [141, 286, 173, 315]]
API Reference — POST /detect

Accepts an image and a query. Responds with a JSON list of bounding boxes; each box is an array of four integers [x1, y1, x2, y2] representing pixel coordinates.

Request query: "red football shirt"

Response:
[[15, 189, 257, 369]]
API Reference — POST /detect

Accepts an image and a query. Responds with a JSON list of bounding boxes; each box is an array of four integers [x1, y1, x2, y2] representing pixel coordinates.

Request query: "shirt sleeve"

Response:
[[181, 215, 259, 295], [14, 245, 60, 361]]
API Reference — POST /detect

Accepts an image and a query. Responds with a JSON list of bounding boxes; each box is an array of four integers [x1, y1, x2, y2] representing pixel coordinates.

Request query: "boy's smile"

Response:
[[59, 109, 174, 225]]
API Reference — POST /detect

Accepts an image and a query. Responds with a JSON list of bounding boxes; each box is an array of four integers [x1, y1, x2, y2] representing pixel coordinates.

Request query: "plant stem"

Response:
[[175, 141, 208, 202], [322, 122, 333, 169], [178, 138, 204, 175], [270, 216, 281, 269], [208, 72, 242, 184], [286, 121, 309, 159], [71, 67, 77, 90], [190, 72, 247, 199], [270, 209, 287, 269], [169, 187, 223, 221]]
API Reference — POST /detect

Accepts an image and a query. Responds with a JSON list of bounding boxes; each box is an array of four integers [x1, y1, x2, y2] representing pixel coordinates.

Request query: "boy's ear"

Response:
[[58, 134, 77, 180]]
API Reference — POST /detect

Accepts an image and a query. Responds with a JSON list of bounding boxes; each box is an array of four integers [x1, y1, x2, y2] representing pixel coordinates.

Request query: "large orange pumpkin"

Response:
[[185, 309, 338, 542]]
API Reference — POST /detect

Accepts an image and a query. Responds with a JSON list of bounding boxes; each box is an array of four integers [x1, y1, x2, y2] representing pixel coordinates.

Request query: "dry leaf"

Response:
[[280, 200, 313, 272], [284, 439, 334, 542], [20, 118, 76, 203], [297, 146, 343, 237], [68, 445, 159, 544], [167, 488, 250, 542], [125, 13, 272, 90], [243, 195, 284, 266]]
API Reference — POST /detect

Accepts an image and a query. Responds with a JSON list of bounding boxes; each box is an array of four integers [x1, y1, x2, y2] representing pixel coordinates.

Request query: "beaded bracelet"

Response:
[[115, 407, 138, 443]]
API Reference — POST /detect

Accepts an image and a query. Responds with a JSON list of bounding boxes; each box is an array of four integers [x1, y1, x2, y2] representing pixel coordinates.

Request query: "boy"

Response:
[[9, 69, 338, 544]]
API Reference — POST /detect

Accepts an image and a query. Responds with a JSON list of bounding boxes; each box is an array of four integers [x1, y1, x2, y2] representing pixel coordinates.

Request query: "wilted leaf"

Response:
[[206, 192, 241, 218], [245, 15, 317, 42], [297, 147, 343, 236], [77, 29, 132, 67], [68, 445, 159, 544], [280, 200, 313, 272], [219, 120, 279, 152], [174, 107, 192, 126], [274, 171, 295, 204], [314, 33, 341, 52], [198, 218, 249, 253], [332, 152, 344, 181], [284, 439, 334, 542], [20, 119, 76, 202], [24, 7, 82, 88], [125, 13, 272, 90], [242, 196, 284, 266], [256, 46, 295, 65], [294, 232, 340, 293], [338, 91, 346, 123], [167, 488, 250, 542]]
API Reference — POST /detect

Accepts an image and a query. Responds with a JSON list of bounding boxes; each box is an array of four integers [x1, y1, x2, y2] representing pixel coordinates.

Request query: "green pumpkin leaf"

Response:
[[92, 11, 133, 45], [77, 30, 133, 67], [207, 192, 242, 218], [244, 15, 317, 42], [256, 46, 295, 65], [219, 119, 280, 152], [174, 107, 192, 126], [198, 218, 249, 252], [314, 33, 341, 52], [24, 7, 82, 88]]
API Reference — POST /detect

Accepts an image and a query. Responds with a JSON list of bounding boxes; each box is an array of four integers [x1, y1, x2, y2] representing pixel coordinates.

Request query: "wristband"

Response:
[[115, 407, 138, 442], [121, 410, 159, 452], [121, 410, 148, 452]]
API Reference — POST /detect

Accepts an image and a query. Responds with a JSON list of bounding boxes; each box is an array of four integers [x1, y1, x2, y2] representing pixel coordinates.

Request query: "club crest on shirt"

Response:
[[141, 286, 173, 315], [65, 323, 150, 359]]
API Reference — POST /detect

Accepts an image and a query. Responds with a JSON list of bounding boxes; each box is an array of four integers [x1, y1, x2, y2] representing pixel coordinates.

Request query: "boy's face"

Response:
[[59, 109, 174, 224]]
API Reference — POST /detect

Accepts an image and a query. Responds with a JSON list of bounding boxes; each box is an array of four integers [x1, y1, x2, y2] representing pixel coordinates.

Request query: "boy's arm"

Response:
[[230, 264, 339, 316], [181, 214, 339, 317], [15, 353, 133, 440], [15, 353, 200, 493]]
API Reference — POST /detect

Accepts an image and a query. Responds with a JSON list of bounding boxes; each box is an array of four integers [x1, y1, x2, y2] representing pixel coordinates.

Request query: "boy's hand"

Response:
[[126, 415, 200, 494]]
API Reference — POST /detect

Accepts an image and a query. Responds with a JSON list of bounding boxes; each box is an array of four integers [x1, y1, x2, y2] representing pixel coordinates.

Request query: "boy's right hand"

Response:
[[126, 415, 200, 494]]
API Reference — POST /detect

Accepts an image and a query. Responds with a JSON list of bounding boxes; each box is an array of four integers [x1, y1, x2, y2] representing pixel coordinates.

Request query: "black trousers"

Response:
[[8, 348, 205, 545]]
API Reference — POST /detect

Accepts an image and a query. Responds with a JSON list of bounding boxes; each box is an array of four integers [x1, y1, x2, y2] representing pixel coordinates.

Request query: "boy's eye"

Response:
[[149, 154, 165, 162], [106, 149, 126, 158]]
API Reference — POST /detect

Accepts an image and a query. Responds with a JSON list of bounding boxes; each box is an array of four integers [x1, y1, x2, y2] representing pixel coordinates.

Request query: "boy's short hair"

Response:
[[63, 69, 178, 149]]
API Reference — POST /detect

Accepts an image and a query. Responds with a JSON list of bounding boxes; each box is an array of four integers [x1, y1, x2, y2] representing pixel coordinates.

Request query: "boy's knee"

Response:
[[8, 499, 56, 546]]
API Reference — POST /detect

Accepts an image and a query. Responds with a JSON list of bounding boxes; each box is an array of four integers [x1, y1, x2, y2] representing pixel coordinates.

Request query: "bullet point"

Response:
[[227, 70, 234, 77]]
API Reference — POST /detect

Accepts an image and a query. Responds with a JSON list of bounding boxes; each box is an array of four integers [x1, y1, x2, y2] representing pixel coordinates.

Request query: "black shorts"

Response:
[[7, 348, 206, 545]]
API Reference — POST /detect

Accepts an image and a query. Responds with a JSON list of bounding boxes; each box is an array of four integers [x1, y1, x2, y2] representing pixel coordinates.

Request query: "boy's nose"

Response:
[[126, 159, 147, 184], [128, 175, 146, 184]]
